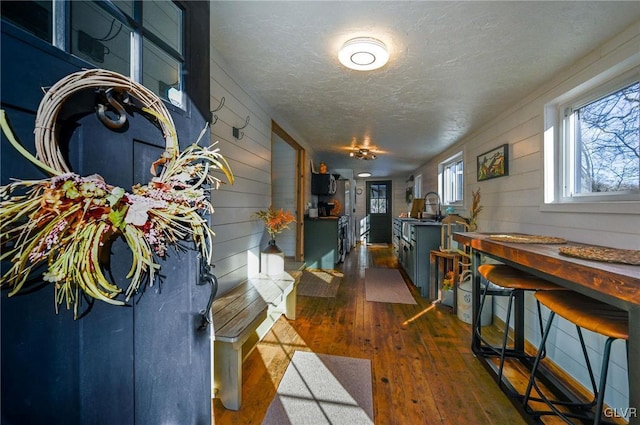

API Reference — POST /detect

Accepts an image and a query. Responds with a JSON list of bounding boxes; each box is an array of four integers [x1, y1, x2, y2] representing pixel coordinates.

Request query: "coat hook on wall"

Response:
[[210, 97, 225, 125], [233, 116, 250, 140]]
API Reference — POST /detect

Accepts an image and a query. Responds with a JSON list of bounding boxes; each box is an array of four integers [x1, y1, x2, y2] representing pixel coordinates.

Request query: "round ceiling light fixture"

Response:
[[357, 172, 372, 178], [338, 37, 389, 71]]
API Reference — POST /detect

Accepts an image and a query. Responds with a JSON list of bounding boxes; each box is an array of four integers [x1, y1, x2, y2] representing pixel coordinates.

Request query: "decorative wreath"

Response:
[[0, 69, 234, 317]]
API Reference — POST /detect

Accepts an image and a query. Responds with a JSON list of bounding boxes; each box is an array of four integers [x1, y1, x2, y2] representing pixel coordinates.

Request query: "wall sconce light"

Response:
[[350, 148, 377, 160]]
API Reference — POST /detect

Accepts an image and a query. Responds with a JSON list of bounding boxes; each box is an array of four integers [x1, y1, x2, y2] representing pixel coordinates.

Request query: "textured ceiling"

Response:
[[210, 1, 640, 178]]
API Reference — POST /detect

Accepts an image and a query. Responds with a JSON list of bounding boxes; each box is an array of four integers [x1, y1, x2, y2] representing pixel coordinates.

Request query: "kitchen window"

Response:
[[440, 152, 464, 206], [543, 62, 640, 212], [414, 174, 422, 199]]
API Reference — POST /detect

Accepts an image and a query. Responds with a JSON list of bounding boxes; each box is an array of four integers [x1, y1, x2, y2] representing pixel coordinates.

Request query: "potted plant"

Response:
[[441, 270, 455, 307]]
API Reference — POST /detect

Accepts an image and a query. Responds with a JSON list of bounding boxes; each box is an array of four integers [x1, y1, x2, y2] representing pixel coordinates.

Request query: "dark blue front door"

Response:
[[1, 9, 211, 425]]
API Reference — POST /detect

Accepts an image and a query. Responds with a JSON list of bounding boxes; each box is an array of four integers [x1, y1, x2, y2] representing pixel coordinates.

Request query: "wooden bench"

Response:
[[212, 271, 300, 410]]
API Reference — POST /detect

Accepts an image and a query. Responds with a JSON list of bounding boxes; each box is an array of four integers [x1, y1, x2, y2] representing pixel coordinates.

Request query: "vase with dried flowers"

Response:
[[254, 207, 296, 275]]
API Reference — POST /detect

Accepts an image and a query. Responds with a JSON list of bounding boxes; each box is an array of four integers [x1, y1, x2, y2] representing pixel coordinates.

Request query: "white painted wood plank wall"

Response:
[[208, 49, 272, 293], [208, 46, 314, 294]]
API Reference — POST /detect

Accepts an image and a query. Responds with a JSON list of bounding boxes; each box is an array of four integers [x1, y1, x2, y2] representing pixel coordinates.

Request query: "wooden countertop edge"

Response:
[[454, 232, 640, 307]]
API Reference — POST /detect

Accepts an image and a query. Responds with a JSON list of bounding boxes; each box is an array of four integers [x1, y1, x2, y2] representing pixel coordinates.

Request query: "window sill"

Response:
[[540, 200, 640, 215]]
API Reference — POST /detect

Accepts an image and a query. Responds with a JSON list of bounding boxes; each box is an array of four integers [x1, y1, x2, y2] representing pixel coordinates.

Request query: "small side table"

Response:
[[429, 250, 462, 313]]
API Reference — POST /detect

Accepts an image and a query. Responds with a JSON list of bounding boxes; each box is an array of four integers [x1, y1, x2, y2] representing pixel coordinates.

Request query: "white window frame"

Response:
[[414, 174, 422, 200], [542, 57, 640, 215], [439, 151, 464, 206]]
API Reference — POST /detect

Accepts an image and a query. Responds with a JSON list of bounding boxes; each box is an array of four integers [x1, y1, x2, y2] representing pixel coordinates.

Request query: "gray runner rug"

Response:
[[365, 268, 417, 304], [262, 351, 374, 425], [297, 269, 343, 298]]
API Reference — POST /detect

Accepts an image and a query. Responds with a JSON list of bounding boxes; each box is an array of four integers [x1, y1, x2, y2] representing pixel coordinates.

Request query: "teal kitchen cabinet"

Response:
[[395, 219, 442, 298], [304, 217, 345, 269], [413, 223, 442, 298]]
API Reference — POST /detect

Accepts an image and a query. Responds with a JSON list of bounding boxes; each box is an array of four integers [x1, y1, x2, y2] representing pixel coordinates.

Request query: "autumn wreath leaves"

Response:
[[0, 69, 233, 317]]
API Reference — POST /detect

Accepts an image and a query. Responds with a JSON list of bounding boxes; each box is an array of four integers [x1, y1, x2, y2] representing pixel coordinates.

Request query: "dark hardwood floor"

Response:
[[212, 243, 566, 424]]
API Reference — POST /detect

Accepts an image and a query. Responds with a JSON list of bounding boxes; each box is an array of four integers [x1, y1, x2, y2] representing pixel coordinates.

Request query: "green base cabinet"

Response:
[[304, 218, 339, 269], [395, 219, 442, 298], [413, 224, 442, 298]]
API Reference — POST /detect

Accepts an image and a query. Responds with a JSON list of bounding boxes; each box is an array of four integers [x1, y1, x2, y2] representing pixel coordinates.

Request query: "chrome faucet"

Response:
[[423, 191, 442, 220]]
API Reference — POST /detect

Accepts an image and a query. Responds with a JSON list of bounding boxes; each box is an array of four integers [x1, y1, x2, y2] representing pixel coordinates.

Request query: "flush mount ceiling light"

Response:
[[338, 37, 389, 71], [357, 172, 372, 178], [350, 148, 377, 160]]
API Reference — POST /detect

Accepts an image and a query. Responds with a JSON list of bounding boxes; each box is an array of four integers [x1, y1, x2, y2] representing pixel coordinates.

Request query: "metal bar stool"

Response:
[[523, 291, 629, 424], [474, 264, 563, 392]]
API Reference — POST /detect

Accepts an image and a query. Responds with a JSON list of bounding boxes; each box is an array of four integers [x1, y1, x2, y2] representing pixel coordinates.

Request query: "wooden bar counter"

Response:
[[454, 232, 640, 424]]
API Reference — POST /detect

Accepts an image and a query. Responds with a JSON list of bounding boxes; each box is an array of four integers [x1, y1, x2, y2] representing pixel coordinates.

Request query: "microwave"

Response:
[[311, 173, 336, 195]]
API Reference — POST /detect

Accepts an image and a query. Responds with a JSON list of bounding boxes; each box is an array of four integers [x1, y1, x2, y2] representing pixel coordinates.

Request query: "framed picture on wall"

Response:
[[477, 144, 508, 181]]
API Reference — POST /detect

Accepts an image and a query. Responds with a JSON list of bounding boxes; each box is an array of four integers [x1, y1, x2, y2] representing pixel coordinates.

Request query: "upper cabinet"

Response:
[[311, 173, 337, 195]]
